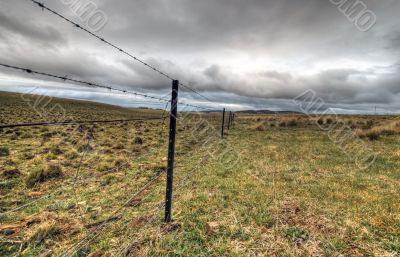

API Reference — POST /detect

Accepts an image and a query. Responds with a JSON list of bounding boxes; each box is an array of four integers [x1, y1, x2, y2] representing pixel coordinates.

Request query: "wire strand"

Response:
[[0, 117, 163, 129], [28, 0, 227, 111], [0, 63, 215, 111]]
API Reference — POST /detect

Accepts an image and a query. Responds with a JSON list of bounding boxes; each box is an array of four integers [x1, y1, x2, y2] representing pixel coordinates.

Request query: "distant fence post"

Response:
[[232, 113, 235, 127], [164, 80, 179, 223], [227, 112, 232, 130], [221, 108, 226, 138]]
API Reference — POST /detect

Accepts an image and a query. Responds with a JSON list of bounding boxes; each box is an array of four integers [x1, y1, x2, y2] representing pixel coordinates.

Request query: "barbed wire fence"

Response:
[[0, 0, 240, 255]]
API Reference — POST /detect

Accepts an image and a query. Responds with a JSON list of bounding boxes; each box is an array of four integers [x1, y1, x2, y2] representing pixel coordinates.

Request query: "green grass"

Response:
[[0, 92, 399, 256], [0, 147, 9, 157]]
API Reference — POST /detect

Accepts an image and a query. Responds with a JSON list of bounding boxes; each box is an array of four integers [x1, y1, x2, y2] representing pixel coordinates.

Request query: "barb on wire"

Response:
[[28, 0, 227, 110]]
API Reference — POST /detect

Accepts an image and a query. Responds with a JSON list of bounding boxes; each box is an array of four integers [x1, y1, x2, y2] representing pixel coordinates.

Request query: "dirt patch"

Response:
[[161, 223, 181, 234], [130, 216, 153, 229], [3, 169, 21, 178], [274, 198, 336, 234]]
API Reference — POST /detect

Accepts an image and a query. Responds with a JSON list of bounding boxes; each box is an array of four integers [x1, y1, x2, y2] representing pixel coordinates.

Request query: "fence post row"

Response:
[[164, 80, 179, 223], [221, 108, 226, 138]]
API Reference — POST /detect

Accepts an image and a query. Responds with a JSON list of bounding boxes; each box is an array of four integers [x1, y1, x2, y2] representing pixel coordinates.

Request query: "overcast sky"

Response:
[[0, 0, 400, 113]]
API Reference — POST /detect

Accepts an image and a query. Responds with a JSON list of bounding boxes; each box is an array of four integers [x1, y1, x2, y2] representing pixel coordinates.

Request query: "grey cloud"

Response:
[[0, 5, 67, 47], [0, 0, 400, 113]]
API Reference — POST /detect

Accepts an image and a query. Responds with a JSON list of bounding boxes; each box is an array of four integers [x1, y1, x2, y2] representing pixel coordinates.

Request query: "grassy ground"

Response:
[[0, 91, 399, 256]]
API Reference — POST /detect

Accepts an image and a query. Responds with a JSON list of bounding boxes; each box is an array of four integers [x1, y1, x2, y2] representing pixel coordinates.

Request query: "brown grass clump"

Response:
[[26, 163, 63, 187], [256, 123, 267, 131], [325, 117, 334, 124], [286, 119, 298, 127], [357, 121, 400, 140], [28, 221, 61, 246]]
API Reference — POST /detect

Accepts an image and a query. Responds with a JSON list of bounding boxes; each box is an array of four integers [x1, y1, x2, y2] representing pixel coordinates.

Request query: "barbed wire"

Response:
[[0, 63, 169, 101], [28, 0, 227, 110], [113, 147, 212, 256], [60, 168, 166, 257], [0, 63, 216, 111], [0, 120, 168, 216], [0, 117, 163, 129]]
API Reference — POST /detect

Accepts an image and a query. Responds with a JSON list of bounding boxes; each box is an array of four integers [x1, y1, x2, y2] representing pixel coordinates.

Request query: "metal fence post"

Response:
[[221, 108, 226, 138], [227, 111, 232, 130], [164, 80, 179, 223]]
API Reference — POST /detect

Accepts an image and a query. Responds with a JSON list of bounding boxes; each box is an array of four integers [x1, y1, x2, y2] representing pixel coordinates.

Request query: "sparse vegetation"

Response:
[[0, 92, 398, 256], [26, 163, 63, 187], [29, 223, 61, 246]]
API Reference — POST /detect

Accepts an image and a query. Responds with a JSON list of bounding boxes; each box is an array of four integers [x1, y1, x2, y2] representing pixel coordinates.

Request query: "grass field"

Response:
[[0, 91, 399, 256]]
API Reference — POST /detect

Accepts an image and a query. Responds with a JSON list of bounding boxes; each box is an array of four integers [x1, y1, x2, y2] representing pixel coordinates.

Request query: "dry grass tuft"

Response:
[[26, 162, 63, 187], [357, 121, 400, 140], [255, 123, 268, 131]]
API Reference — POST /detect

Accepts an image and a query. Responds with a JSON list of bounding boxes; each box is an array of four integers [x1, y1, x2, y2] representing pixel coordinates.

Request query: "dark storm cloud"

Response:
[[0, 0, 400, 113]]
